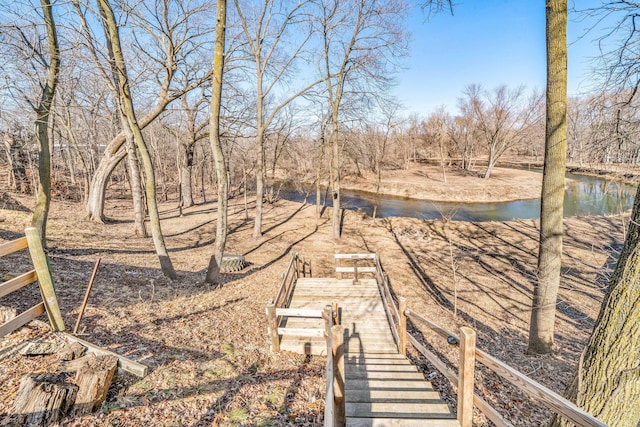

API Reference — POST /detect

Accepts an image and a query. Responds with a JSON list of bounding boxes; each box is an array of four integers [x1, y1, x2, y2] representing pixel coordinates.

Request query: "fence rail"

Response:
[[0, 228, 65, 337]]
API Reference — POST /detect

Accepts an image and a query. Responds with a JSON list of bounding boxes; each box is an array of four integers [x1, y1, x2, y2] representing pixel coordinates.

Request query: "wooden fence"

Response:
[[369, 252, 608, 427], [0, 227, 65, 338]]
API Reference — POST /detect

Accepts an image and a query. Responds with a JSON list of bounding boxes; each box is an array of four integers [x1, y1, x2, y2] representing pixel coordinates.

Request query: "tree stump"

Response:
[[12, 373, 78, 426], [65, 353, 118, 414]]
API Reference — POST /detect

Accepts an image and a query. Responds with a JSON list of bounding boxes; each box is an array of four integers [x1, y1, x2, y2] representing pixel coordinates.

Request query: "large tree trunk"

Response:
[[527, 0, 567, 354], [98, 0, 177, 279], [31, 0, 60, 247], [551, 187, 640, 427], [85, 146, 126, 222], [205, 0, 228, 284]]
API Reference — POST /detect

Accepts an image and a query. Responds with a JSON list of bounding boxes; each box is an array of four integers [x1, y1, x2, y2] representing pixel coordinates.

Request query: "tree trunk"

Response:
[[179, 142, 194, 208], [98, 0, 177, 280], [85, 147, 127, 222], [31, 0, 60, 247], [331, 118, 341, 239], [124, 129, 147, 237], [527, 0, 567, 354], [253, 124, 265, 238], [205, 0, 228, 284], [551, 187, 640, 427]]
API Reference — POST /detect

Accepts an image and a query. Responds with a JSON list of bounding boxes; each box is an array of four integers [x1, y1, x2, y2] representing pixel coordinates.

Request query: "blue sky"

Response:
[[394, 0, 603, 115]]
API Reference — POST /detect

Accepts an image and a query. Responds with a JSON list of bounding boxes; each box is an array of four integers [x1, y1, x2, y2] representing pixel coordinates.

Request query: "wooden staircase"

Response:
[[273, 262, 458, 426]]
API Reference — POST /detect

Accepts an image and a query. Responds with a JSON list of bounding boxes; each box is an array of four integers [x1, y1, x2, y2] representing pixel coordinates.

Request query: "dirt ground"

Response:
[[0, 179, 627, 426]]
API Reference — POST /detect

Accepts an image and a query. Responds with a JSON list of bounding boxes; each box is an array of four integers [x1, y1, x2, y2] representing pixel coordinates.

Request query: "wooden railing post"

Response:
[[458, 326, 476, 427], [24, 227, 65, 332], [398, 297, 407, 355], [266, 300, 279, 353], [332, 324, 345, 426]]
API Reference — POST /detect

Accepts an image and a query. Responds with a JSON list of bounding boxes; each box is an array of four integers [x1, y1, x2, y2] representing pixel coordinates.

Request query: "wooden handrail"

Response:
[[323, 306, 335, 427], [405, 309, 608, 427], [274, 252, 298, 309]]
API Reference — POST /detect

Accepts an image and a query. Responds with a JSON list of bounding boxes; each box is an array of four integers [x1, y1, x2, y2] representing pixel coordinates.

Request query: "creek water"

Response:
[[277, 173, 637, 222]]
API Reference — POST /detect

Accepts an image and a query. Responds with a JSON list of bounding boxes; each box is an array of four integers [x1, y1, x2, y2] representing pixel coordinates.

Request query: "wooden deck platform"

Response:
[[278, 277, 459, 426]]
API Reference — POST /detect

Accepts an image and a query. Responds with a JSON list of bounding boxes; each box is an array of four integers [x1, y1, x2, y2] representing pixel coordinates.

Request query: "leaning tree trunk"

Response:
[[98, 0, 177, 279], [528, 0, 567, 354], [551, 186, 640, 427], [205, 0, 228, 284], [85, 146, 126, 221], [31, 0, 60, 246]]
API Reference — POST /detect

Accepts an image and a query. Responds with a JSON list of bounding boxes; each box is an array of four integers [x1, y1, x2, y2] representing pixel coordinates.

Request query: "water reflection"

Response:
[[277, 173, 637, 222]]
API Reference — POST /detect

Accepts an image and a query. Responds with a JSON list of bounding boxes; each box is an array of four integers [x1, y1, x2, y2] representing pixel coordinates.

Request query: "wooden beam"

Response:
[[277, 327, 325, 338], [335, 266, 376, 273], [24, 227, 65, 332], [332, 324, 345, 426], [275, 308, 323, 318], [266, 301, 279, 353], [334, 253, 376, 259], [398, 297, 407, 356], [458, 327, 476, 427], [0, 303, 45, 338], [60, 333, 148, 377], [0, 236, 28, 257], [0, 270, 37, 298], [474, 348, 607, 427]]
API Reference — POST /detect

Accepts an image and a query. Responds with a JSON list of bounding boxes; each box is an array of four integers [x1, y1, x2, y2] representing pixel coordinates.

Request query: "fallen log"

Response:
[[12, 373, 77, 426]]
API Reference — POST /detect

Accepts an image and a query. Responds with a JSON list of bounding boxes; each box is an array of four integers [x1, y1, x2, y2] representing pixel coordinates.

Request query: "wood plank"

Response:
[[0, 302, 45, 338], [346, 371, 426, 380], [60, 333, 148, 377], [0, 270, 37, 298], [345, 379, 435, 390], [0, 236, 28, 257], [336, 266, 377, 273], [335, 253, 377, 259], [346, 402, 455, 418], [25, 228, 65, 332], [346, 389, 440, 402], [279, 339, 327, 356], [346, 417, 460, 427], [474, 348, 608, 427], [345, 364, 419, 373], [275, 308, 323, 317], [277, 327, 325, 337]]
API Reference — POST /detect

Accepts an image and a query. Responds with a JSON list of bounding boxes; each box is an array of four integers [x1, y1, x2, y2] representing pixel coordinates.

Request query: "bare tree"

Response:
[[97, 0, 177, 279], [314, 0, 409, 239], [461, 83, 543, 178], [527, 0, 567, 355], [233, 0, 321, 238], [205, 0, 229, 284]]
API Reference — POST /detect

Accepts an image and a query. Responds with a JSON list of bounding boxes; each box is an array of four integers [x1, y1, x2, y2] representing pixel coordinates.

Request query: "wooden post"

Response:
[[332, 301, 339, 325], [458, 326, 476, 427], [323, 305, 333, 337], [352, 259, 359, 285], [266, 301, 279, 353], [399, 297, 407, 356], [332, 324, 345, 426], [24, 227, 65, 332]]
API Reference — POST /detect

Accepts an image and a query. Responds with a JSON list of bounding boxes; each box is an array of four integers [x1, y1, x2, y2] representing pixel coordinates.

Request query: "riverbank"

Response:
[[0, 193, 625, 426], [341, 165, 543, 203], [340, 163, 639, 204]]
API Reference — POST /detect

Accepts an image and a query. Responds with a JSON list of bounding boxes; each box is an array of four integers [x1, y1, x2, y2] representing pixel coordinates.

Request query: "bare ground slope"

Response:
[[0, 192, 624, 426]]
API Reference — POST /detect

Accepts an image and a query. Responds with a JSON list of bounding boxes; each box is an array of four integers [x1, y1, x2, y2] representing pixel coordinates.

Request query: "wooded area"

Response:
[[1, 0, 640, 425]]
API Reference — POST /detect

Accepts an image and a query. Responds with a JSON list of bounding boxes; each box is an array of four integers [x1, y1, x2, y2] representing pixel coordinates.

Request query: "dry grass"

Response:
[[0, 189, 625, 426]]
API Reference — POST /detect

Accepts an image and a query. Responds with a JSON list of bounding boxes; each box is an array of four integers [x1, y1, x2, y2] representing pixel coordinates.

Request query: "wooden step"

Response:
[[346, 388, 440, 402], [345, 364, 420, 373], [345, 378, 436, 390], [346, 418, 461, 427], [346, 401, 455, 419]]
